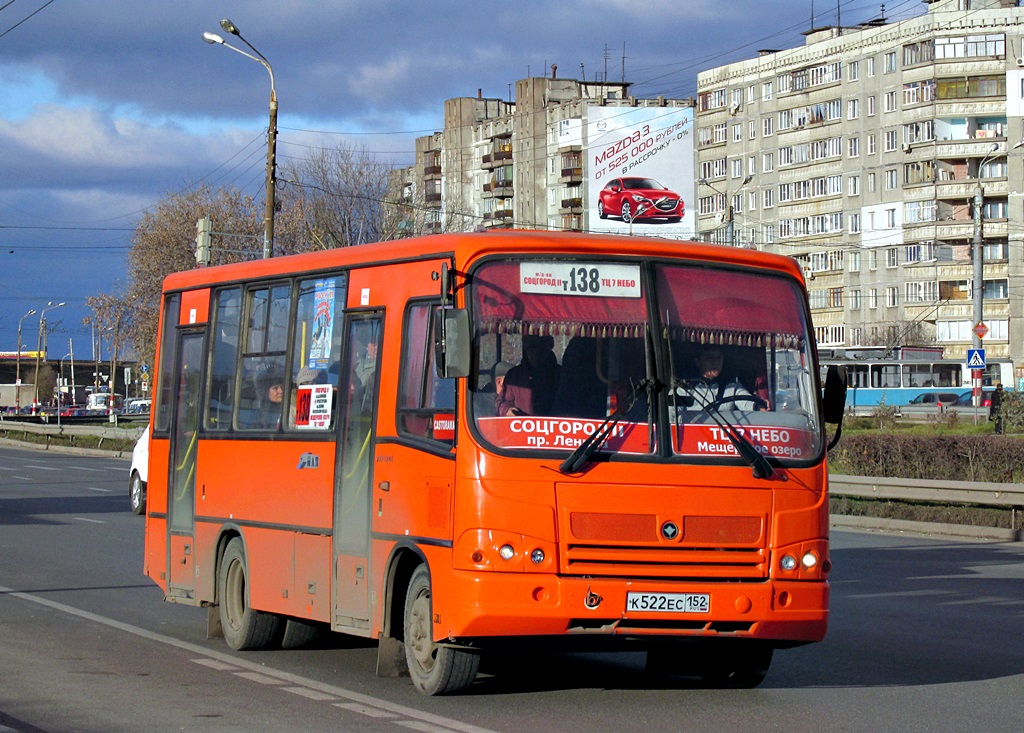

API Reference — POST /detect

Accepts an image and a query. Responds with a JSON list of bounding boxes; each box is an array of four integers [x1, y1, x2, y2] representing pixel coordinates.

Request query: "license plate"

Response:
[[626, 592, 710, 614]]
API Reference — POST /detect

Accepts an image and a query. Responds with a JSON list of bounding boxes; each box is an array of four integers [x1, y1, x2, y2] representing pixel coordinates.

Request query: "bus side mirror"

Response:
[[822, 365, 847, 424], [434, 308, 471, 379]]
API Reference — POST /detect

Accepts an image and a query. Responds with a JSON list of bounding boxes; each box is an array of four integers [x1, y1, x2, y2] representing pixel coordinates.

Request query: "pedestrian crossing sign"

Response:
[[966, 349, 986, 369]]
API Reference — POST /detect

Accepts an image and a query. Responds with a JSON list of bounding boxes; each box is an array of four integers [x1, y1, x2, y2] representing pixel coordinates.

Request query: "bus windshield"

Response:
[[470, 258, 821, 464]]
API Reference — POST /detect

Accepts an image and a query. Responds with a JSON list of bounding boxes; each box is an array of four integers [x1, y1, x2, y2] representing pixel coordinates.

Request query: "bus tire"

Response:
[[403, 565, 479, 695], [280, 618, 320, 649], [218, 538, 280, 651]]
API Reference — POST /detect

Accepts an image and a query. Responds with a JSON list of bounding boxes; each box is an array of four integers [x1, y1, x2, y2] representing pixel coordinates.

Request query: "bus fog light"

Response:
[[499, 544, 515, 561], [780, 554, 797, 571], [530, 549, 545, 564], [801, 552, 818, 569]]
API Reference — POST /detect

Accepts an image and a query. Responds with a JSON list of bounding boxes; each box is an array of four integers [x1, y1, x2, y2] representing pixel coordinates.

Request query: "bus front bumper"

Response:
[[435, 571, 828, 644]]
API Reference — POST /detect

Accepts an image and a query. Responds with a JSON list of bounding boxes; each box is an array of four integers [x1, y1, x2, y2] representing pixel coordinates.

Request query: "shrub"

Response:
[[829, 433, 1024, 482]]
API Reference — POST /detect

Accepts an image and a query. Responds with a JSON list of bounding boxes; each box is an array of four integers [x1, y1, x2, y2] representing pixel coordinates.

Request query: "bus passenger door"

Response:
[[167, 331, 205, 600], [333, 313, 383, 631]]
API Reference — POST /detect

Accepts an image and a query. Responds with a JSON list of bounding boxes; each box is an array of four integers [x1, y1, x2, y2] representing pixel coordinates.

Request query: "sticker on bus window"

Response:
[[476, 416, 651, 453], [308, 279, 336, 370], [674, 425, 816, 460], [433, 414, 455, 441], [295, 384, 333, 430], [519, 262, 641, 298]]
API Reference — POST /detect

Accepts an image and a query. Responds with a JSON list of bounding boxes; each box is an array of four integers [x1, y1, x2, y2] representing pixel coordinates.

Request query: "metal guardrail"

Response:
[[830, 474, 1024, 508]]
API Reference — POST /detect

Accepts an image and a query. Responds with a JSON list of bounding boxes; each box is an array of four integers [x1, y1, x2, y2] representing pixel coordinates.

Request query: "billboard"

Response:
[[586, 106, 694, 239]]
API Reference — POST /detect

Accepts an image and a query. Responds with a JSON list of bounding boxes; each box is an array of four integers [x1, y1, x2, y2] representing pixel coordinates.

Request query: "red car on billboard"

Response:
[[598, 177, 684, 223]]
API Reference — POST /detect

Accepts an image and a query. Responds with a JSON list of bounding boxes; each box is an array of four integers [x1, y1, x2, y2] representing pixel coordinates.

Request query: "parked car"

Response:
[[597, 177, 684, 223], [128, 427, 149, 515], [954, 389, 993, 408], [124, 398, 151, 414]]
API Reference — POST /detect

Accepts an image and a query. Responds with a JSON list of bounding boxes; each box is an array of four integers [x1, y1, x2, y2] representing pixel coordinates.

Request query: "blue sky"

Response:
[[0, 0, 926, 360]]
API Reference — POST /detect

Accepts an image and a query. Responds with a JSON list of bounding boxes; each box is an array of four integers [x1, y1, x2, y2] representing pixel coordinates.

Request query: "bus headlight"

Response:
[[454, 529, 556, 573], [780, 554, 798, 571], [801, 551, 818, 569]]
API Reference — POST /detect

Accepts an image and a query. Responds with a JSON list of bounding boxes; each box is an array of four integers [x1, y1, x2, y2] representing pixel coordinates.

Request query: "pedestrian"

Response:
[[990, 382, 1004, 434]]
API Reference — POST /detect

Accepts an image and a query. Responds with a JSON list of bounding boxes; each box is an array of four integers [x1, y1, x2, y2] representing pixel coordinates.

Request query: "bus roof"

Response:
[[161, 231, 805, 293]]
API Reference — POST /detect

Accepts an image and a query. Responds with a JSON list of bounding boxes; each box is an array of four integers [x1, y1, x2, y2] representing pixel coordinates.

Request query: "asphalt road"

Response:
[[1, 444, 1022, 733]]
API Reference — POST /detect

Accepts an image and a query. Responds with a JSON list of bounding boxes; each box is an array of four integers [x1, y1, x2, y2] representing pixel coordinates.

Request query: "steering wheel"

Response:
[[708, 393, 768, 412]]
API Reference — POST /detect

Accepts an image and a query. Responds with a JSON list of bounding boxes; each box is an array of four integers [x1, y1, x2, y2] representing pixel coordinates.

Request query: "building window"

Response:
[[867, 95, 876, 116], [762, 116, 774, 137], [762, 152, 774, 172], [884, 91, 898, 112], [887, 248, 899, 268], [885, 169, 898, 190], [885, 207, 897, 228], [848, 137, 860, 158], [747, 155, 756, 176], [884, 130, 898, 152], [762, 81, 773, 101], [867, 134, 876, 155], [749, 120, 756, 139], [869, 289, 878, 308], [867, 57, 875, 77], [848, 98, 859, 119], [886, 286, 899, 307], [849, 175, 860, 195], [884, 51, 897, 73], [848, 60, 859, 80], [984, 279, 1009, 299], [732, 123, 742, 142], [849, 213, 861, 233], [849, 251, 861, 271], [762, 188, 774, 208]]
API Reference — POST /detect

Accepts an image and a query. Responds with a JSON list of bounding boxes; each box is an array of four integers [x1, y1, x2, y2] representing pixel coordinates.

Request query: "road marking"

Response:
[[334, 702, 399, 718], [237, 671, 286, 685], [0, 583, 499, 733], [24, 465, 61, 471], [85, 487, 113, 493], [73, 517, 106, 524], [284, 686, 338, 701]]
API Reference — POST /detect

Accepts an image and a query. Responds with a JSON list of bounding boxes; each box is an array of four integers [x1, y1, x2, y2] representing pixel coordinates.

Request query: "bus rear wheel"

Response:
[[218, 538, 280, 651], [403, 565, 479, 695]]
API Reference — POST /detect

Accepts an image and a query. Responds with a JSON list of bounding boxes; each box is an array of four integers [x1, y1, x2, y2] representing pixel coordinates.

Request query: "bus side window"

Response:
[[205, 287, 241, 431], [397, 302, 455, 446]]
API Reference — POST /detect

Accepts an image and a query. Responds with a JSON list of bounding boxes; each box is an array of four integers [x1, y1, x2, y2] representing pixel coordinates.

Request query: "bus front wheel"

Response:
[[218, 538, 280, 651], [403, 565, 480, 695]]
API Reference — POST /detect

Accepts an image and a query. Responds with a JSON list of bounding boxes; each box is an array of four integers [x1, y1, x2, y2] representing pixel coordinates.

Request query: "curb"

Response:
[[0, 437, 132, 459], [832, 514, 1024, 542]]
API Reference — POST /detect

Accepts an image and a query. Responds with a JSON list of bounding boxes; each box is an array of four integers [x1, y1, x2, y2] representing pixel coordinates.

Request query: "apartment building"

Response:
[[694, 0, 1024, 366], [392, 74, 695, 241]]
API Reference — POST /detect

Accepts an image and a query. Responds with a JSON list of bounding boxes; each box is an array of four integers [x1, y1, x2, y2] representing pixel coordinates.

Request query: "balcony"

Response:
[[559, 197, 583, 215], [423, 165, 442, 179], [935, 177, 1006, 200], [559, 167, 583, 184], [425, 193, 442, 204]]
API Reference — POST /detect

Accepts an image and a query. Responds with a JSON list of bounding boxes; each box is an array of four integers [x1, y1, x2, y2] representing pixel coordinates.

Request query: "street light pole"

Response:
[[32, 301, 65, 410], [15, 308, 37, 412], [203, 20, 277, 259]]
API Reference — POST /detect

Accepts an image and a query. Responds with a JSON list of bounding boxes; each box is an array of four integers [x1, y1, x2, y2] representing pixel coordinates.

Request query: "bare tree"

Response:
[[281, 142, 397, 248]]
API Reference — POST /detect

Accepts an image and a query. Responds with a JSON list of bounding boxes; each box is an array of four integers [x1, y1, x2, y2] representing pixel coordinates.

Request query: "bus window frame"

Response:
[[395, 297, 457, 456]]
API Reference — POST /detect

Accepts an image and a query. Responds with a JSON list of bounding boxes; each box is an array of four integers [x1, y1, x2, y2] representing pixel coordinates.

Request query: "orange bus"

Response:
[[144, 230, 847, 694]]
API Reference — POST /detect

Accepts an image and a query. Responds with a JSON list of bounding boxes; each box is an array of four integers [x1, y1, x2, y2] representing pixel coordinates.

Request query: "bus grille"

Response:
[[561, 511, 767, 579]]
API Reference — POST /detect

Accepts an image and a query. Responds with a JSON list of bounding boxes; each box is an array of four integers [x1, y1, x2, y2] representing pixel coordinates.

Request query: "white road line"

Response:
[[1, 583, 499, 733], [237, 671, 286, 685], [284, 686, 338, 701], [334, 702, 399, 719], [73, 517, 106, 524], [24, 465, 61, 471], [86, 487, 114, 493]]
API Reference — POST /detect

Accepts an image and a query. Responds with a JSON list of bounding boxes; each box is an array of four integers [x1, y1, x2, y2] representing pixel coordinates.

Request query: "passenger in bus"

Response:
[[497, 335, 560, 416], [255, 370, 285, 429], [677, 345, 761, 413], [353, 339, 378, 413]]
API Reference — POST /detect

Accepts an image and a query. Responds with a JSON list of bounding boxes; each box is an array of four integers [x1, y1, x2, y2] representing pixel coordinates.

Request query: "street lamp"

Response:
[[15, 308, 36, 412], [33, 301, 64, 410], [203, 19, 277, 259], [699, 175, 752, 247]]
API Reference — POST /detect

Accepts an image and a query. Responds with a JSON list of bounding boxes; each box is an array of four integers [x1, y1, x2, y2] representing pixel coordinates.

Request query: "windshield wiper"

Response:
[[675, 379, 776, 480], [558, 377, 654, 474]]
